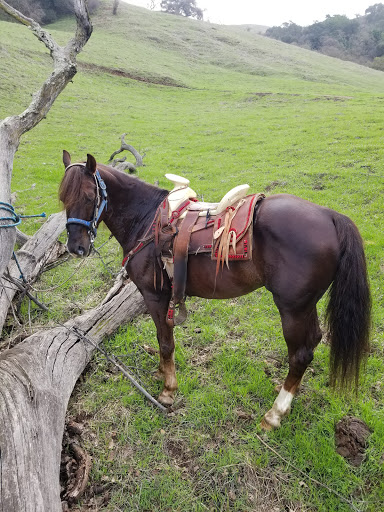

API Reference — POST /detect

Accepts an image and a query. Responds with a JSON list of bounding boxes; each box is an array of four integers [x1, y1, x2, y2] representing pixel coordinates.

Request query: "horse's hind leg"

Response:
[[262, 303, 322, 430]]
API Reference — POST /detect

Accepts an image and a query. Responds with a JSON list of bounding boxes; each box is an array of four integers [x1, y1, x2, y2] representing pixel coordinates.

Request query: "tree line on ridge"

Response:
[[265, 3, 384, 70]]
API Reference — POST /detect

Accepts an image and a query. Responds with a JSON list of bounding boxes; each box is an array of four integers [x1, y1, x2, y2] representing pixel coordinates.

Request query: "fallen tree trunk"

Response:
[[0, 279, 146, 511], [15, 227, 30, 247], [0, 211, 67, 334]]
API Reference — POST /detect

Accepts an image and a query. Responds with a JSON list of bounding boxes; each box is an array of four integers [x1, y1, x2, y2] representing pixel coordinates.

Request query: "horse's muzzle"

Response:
[[67, 243, 89, 258]]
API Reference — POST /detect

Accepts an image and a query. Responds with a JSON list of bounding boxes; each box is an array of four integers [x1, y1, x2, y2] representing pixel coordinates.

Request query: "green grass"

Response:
[[1, 1, 384, 510]]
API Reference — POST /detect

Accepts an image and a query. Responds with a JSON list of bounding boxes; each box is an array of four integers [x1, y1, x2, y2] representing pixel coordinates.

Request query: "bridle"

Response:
[[65, 163, 108, 243]]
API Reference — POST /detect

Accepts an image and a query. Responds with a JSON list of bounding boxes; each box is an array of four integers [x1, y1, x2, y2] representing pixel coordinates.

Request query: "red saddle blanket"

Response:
[[187, 193, 264, 263]]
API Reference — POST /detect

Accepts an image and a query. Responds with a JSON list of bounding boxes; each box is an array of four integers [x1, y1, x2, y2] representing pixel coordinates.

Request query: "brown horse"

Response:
[[59, 151, 371, 429]]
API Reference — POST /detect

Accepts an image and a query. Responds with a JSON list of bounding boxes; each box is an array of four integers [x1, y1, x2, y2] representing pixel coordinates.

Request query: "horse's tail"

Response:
[[326, 213, 371, 390]]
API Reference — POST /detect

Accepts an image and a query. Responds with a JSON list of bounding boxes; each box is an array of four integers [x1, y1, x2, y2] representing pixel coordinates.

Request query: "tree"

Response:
[[160, 0, 203, 20], [365, 2, 384, 22], [0, 0, 92, 281], [0, 265, 147, 510], [265, 22, 304, 45], [0, 2, 99, 508]]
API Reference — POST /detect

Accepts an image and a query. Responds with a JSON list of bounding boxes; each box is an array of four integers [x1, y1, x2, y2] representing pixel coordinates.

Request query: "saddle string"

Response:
[[214, 198, 245, 277]]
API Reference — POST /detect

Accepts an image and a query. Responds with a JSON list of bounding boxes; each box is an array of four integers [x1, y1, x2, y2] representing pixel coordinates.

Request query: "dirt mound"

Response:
[[335, 416, 371, 466], [79, 62, 188, 88]]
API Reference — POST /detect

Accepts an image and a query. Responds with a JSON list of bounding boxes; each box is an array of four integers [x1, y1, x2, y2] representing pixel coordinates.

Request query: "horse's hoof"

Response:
[[153, 370, 164, 381], [261, 410, 282, 430], [274, 384, 282, 393], [260, 418, 275, 431], [158, 391, 175, 407]]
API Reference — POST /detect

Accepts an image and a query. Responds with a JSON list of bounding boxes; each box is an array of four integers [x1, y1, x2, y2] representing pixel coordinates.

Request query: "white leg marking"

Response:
[[264, 387, 294, 429]]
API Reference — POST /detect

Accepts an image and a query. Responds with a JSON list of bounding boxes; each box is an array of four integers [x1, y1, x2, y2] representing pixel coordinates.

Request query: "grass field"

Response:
[[1, 1, 384, 510]]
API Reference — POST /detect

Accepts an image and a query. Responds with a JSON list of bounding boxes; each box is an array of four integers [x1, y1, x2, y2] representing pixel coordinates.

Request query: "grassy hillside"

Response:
[[1, 1, 384, 510]]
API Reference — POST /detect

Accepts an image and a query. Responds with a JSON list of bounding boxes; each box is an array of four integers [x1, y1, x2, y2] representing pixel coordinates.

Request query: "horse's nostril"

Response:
[[76, 246, 85, 257]]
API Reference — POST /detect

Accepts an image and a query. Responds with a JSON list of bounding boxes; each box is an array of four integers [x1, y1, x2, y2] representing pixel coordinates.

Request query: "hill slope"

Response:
[[54, 2, 384, 94]]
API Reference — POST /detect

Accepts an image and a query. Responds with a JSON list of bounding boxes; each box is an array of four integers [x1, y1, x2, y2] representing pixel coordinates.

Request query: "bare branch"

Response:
[[108, 133, 145, 167], [71, 0, 93, 56], [0, 1, 60, 55], [0, 0, 92, 135], [0, 1, 37, 26]]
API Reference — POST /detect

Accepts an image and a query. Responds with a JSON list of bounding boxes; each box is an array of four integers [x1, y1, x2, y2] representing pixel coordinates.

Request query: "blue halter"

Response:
[[66, 165, 108, 242]]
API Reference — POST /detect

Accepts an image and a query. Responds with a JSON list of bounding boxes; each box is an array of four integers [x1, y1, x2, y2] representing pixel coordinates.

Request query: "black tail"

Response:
[[326, 213, 371, 390]]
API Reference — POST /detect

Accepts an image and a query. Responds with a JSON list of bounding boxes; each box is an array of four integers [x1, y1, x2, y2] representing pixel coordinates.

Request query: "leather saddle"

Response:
[[156, 174, 265, 326]]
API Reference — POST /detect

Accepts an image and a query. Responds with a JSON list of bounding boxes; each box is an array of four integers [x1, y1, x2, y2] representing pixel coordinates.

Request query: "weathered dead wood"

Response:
[[108, 133, 145, 171], [15, 227, 30, 247], [64, 443, 92, 501], [0, 212, 67, 335], [111, 157, 137, 173], [0, 0, 92, 279], [0, 279, 146, 511]]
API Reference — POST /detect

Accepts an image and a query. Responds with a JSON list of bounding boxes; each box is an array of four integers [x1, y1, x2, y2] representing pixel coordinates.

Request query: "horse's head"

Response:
[[59, 150, 107, 257]]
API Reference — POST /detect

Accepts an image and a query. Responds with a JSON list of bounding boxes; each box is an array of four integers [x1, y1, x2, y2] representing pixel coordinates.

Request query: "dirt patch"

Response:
[[312, 173, 326, 190], [251, 92, 273, 97], [215, 35, 240, 45], [165, 434, 302, 510], [164, 437, 198, 475], [243, 464, 306, 512], [312, 95, 353, 101], [335, 416, 371, 466], [79, 62, 188, 88], [264, 180, 287, 192]]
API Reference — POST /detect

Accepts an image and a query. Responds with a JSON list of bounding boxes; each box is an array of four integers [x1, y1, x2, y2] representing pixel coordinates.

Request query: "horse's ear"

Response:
[[86, 154, 97, 175], [63, 150, 71, 169]]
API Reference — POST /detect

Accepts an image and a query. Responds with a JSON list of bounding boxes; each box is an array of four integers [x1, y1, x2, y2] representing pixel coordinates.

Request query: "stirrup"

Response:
[[166, 299, 188, 327]]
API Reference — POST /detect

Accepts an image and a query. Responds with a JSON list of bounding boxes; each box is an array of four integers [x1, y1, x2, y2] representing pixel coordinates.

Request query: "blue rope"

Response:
[[0, 201, 21, 227], [0, 201, 46, 228], [12, 251, 27, 283]]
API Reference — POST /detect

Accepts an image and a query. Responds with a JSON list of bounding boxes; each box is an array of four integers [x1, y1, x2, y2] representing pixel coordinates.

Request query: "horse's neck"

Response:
[[101, 170, 167, 254]]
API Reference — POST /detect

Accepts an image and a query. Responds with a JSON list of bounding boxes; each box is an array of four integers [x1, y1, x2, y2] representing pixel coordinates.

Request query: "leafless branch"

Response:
[[108, 133, 145, 167]]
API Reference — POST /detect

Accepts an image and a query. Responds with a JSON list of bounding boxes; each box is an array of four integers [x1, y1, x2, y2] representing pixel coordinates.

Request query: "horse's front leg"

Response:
[[143, 291, 177, 407]]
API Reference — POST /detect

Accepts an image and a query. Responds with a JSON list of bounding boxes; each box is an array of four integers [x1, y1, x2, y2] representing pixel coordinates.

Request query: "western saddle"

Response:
[[155, 174, 265, 326]]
